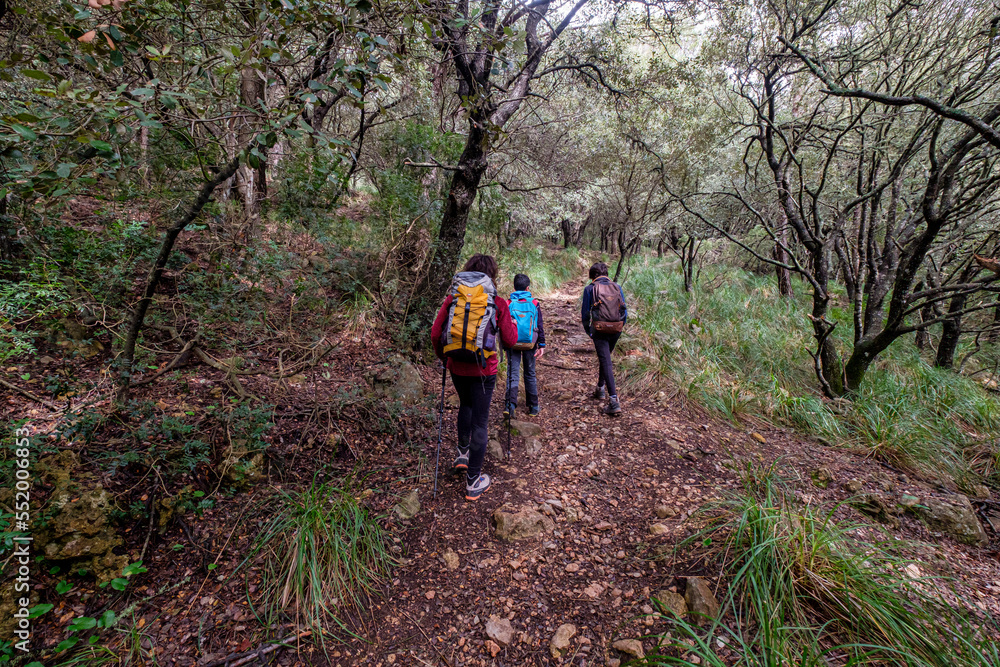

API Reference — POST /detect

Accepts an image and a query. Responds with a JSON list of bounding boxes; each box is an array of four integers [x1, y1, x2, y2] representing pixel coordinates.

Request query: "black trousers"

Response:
[[451, 373, 496, 482], [593, 332, 621, 396]]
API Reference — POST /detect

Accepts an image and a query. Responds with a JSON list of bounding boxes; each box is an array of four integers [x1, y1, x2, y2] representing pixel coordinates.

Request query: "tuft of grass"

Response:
[[624, 256, 1000, 490], [640, 465, 999, 666], [244, 476, 394, 641]]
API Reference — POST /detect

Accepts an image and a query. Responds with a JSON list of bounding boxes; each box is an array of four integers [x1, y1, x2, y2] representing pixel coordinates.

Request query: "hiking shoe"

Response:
[[453, 447, 469, 471], [591, 387, 607, 401], [528, 406, 540, 416], [502, 403, 516, 417], [603, 397, 622, 416], [465, 473, 492, 501]]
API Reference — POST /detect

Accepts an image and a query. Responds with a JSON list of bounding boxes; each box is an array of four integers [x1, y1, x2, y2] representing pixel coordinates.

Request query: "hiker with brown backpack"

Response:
[[431, 254, 519, 500], [581, 262, 627, 415]]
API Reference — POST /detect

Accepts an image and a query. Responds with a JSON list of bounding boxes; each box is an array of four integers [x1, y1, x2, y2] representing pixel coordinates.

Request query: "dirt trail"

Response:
[[347, 281, 753, 666], [331, 279, 1000, 667]]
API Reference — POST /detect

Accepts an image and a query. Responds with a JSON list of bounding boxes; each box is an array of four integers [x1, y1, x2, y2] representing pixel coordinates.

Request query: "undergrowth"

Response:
[[623, 257, 1000, 490], [494, 243, 586, 295], [242, 475, 394, 643], [643, 465, 999, 666]]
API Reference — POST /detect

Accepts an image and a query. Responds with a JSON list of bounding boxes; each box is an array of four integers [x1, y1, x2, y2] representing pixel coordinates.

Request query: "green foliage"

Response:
[[63, 398, 272, 492], [0, 256, 69, 362], [274, 147, 352, 229], [0, 562, 148, 666], [627, 257, 1000, 489], [642, 466, 999, 665], [494, 244, 584, 296], [243, 475, 394, 641]]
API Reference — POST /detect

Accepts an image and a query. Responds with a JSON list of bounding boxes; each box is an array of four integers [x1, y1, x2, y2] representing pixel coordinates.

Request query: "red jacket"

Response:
[[431, 294, 518, 376]]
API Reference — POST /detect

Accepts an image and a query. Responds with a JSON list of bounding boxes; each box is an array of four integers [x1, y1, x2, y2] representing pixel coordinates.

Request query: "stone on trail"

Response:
[[549, 624, 577, 658], [394, 489, 420, 520], [846, 479, 863, 493], [653, 590, 688, 617], [442, 548, 459, 571], [655, 504, 677, 519], [911, 495, 987, 546], [373, 357, 424, 405], [524, 436, 544, 458], [685, 577, 720, 625], [487, 438, 504, 460], [35, 452, 127, 583], [612, 639, 645, 659], [851, 493, 899, 526], [485, 616, 514, 646], [811, 467, 834, 488], [493, 506, 555, 541], [509, 419, 543, 437], [649, 523, 669, 536]]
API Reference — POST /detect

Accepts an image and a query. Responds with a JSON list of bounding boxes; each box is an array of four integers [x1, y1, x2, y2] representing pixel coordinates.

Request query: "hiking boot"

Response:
[[603, 397, 622, 416], [465, 473, 492, 501], [502, 402, 516, 418], [591, 387, 607, 401], [528, 406, 540, 417], [453, 447, 469, 471]]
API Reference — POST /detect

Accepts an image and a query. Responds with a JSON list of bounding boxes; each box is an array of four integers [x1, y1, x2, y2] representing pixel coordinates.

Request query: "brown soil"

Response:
[[7, 279, 999, 667]]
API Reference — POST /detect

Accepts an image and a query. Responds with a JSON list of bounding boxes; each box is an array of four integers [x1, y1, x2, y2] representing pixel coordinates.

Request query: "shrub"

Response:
[[243, 476, 394, 641], [643, 466, 999, 665]]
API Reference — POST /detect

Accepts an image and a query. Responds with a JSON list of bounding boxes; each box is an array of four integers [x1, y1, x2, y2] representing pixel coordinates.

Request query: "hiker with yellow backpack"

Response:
[[431, 254, 518, 501]]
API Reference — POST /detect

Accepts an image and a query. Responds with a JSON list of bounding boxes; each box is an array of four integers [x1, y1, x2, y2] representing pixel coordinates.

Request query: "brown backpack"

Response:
[[591, 279, 624, 333]]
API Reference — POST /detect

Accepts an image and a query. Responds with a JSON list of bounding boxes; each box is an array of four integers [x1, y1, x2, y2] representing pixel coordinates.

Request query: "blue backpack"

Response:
[[508, 290, 538, 351]]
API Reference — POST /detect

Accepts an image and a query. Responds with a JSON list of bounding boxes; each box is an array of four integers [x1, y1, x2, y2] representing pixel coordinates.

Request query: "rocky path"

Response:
[[330, 279, 1000, 667], [345, 282, 755, 666]]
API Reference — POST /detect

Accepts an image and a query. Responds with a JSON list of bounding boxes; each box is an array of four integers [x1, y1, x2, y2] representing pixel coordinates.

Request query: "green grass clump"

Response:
[[643, 466, 999, 666], [623, 256, 1000, 490], [245, 477, 394, 640]]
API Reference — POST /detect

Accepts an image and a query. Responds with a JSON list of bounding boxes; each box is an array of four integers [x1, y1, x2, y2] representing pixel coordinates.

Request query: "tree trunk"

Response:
[[118, 156, 242, 398], [682, 237, 696, 292], [575, 215, 590, 247], [990, 294, 1000, 344], [935, 263, 978, 368], [139, 124, 150, 186], [810, 248, 845, 396], [774, 210, 793, 296], [843, 341, 873, 394], [414, 119, 488, 306], [559, 218, 572, 249], [0, 195, 13, 267], [913, 281, 931, 350], [238, 67, 266, 239], [935, 307, 964, 369]]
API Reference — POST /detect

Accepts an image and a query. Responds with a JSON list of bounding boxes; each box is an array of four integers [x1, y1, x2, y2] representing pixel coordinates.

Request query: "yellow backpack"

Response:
[[441, 272, 498, 366]]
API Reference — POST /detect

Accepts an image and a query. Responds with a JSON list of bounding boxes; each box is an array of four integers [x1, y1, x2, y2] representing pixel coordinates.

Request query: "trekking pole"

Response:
[[505, 348, 513, 460], [433, 364, 446, 499]]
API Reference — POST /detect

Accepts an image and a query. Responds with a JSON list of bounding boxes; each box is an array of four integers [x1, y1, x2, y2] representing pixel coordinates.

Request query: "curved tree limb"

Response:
[[779, 37, 1000, 150]]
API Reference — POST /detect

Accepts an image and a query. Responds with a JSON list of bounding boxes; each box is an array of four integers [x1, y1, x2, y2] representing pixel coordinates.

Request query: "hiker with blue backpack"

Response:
[[431, 254, 519, 501], [505, 273, 546, 417]]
